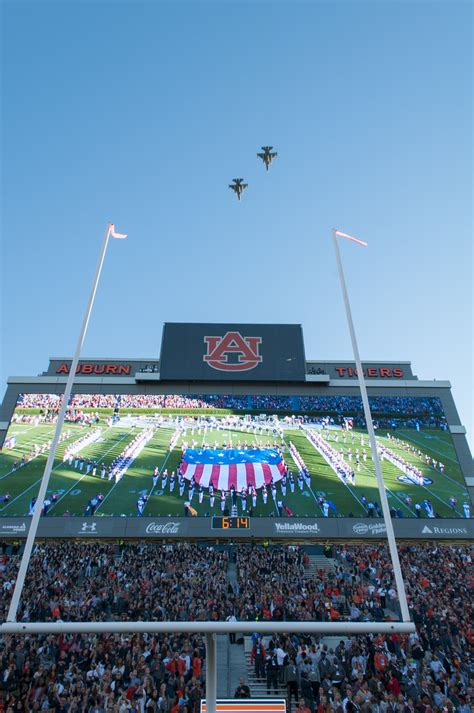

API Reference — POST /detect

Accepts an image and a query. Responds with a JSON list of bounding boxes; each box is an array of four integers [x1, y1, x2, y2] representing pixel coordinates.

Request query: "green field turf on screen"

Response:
[[0, 402, 468, 519]]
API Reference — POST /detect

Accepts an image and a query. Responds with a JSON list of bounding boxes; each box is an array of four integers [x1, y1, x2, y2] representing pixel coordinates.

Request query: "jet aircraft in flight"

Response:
[[229, 178, 248, 201], [257, 146, 278, 171]]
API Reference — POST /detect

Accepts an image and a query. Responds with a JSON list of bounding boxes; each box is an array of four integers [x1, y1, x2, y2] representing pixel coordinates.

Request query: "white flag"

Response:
[[110, 224, 127, 239], [334, 229, 367, 247]]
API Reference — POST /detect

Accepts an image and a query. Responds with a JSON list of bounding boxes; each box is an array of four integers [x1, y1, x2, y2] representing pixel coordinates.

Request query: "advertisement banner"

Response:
[[125, 519, 186, 537], [0, 517, 472, 540], [0, 519, 29, 537]]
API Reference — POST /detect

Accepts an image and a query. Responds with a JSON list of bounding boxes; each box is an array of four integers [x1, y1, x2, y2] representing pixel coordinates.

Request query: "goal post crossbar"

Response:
[[0, 620, 415, 713], [0, 620, 416, 635]]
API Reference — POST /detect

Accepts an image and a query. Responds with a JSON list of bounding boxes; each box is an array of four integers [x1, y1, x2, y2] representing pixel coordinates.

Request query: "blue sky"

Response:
[[1, 0, 472, 447]]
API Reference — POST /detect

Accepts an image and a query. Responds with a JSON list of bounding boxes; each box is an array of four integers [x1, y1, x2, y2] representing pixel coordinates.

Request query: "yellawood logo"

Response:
[[274, 522, 320, 532]]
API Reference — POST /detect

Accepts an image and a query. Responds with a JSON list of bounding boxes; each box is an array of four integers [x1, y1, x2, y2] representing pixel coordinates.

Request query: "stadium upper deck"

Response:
[[0, 324, 472, 540]]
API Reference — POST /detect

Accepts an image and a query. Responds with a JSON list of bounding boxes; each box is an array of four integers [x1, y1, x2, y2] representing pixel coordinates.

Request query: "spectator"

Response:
[[234, 677, 250, 698], [0, 541, 472, 712], [284, 657, 299, 708], [296, 698, 312, 713]]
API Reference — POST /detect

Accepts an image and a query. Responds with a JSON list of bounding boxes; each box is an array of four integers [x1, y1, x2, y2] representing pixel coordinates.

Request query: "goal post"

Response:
[[332, 229, 411, 622], [0, 618, 416, 713], [0, 230, 418, 713], [0, 621, 416, 635]]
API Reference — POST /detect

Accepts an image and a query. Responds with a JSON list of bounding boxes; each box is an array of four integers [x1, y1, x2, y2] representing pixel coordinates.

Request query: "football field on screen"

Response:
[[0, 414, 469, 519]]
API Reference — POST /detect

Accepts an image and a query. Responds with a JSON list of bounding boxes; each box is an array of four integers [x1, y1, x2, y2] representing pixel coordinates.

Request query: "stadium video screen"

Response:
[[0, 393, 470, 519]]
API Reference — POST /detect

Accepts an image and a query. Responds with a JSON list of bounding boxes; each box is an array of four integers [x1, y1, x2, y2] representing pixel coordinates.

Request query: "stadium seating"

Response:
[[14, 393, 447, 430], [1, 542, 472, 711]]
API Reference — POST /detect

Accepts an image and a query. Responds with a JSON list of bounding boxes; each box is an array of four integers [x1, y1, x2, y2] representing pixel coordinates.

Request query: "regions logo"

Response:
[[203, 332, 262, 372], [353, 522, 387, 535], [274, 522, 320, 533], [421, 525, 467, 536], [397, 475, 433, 486], [145, 522, 180, 534]]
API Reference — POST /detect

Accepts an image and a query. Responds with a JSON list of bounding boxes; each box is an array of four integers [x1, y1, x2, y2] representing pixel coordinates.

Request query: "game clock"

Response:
[[211, 516, 250, 530]]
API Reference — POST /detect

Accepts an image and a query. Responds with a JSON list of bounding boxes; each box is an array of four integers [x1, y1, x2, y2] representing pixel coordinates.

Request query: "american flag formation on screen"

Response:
[[180, 448, 286, 490]]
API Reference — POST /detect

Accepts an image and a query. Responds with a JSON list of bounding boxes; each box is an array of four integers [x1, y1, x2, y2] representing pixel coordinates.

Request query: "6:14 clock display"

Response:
[[211, 516, 250, 529]]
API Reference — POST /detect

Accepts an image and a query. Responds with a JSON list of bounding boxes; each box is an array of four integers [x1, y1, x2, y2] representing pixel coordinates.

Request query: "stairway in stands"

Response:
[[228, 547, 340, 705], [244, 636, 287, 698], [304, 553, 337, 580], [241, 555, 343, 704]]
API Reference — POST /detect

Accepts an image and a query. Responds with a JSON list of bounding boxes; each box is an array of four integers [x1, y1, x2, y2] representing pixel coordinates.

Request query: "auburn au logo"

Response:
[[203, 331, 262, 372]]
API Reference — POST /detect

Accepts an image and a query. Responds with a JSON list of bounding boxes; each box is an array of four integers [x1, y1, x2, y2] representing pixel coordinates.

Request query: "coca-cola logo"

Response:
[[145, 522, 180, 534]]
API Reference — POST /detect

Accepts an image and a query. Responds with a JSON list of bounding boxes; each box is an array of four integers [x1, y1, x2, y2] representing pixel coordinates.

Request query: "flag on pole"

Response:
[[334, 229, 368, 247], [110, 224, 127, 239]]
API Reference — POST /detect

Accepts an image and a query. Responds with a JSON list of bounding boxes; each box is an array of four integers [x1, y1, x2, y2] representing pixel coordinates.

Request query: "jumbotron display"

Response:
[[0, 392, 470, 519]]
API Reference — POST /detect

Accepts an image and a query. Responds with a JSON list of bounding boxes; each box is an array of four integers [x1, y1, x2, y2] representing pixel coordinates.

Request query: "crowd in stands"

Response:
[[0, 542, 473, 711], [251, 396, 295, 411], [238, 543, 473, 712], [68, 396, 120, 409], [4, 540, 468, 631], [16, 394, 64, 410], [1, 626, 206, 713], [0, 543, 229, 624], [300, 397, 444, 417], [15, 394, 445, 420]]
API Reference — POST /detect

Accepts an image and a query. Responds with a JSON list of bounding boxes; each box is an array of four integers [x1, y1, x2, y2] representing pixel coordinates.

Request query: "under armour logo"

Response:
[[80, 522, 97, 532]]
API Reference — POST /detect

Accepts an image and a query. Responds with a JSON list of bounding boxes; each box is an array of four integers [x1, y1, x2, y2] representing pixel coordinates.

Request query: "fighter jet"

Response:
[[229, 178, 248, 201], [257, 146, 278, 171]]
